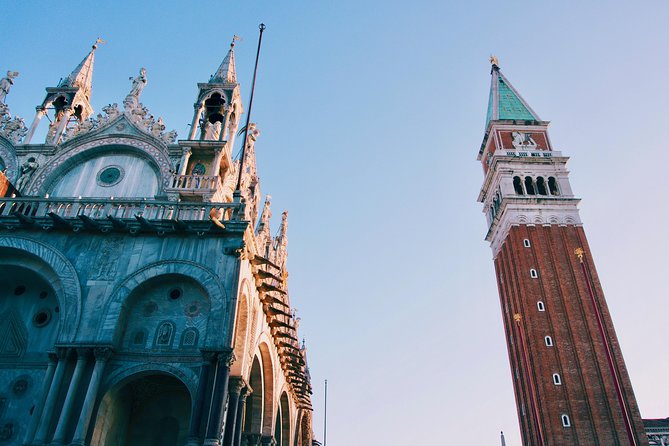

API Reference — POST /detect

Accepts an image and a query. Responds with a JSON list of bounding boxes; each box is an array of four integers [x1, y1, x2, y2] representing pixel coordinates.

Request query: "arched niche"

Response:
[[277, 392, 290, 446], [0, 236, 81, 342], [26, 136, 173, 196], [258, 342, 275, 435], [244, 355, 264, 435], [99, 261, 228, 348], [117, 274, 211, 353]]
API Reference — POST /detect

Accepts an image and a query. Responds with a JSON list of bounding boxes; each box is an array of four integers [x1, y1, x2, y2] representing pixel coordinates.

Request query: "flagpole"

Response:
[[236, 23, 266, 192], [323, 379, 327, 446]]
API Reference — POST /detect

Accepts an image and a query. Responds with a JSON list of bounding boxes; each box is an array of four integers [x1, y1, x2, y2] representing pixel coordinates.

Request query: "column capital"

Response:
[[229, 377, 247, 395], [201, 348, 235, 367], [93, 346, 113, 361], [260, 435, 276, 446], [182, 147, 192, 156]]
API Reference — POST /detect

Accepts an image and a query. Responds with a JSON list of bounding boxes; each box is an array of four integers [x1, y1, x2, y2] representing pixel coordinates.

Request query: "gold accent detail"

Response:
[[490, 55, 499, 66], [574, 247, 584, 263], [513, 313, 522, 323]]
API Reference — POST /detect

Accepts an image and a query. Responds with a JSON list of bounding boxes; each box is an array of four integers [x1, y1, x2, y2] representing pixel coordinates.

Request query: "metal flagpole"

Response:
[[324, 379, 327, 446], [236, 23, 266, 192]]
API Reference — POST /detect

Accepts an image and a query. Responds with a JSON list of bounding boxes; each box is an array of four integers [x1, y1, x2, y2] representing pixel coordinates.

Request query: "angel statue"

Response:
[[0, 71, 19, 103]]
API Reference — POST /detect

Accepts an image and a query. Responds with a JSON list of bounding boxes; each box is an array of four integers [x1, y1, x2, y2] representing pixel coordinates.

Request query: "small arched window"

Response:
[[545, 336, 554, 346], [513, 176, 524, 195], [553, 373, 562, 385], [525, 176, 536, 195], [536, 177, 548, 195], [548, 177, 560, 195], [537, 301, 545, 312], [530, 269, 538, 278], [561, 414, 571, 427]]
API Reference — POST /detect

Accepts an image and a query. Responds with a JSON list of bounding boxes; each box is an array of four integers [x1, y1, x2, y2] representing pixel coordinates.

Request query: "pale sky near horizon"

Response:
[[2, 1, 668, 445]]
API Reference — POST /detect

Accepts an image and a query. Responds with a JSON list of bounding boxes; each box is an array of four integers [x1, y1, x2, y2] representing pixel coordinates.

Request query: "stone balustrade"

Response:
[[170, 173, 220, 191], [0, 196, 242, 223]]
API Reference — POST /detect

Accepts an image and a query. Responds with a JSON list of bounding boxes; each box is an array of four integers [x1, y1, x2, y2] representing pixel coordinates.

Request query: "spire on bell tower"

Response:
[[24, 39, 104, 145], [210, 36, 239, 84], [485, 56, 540, 129]]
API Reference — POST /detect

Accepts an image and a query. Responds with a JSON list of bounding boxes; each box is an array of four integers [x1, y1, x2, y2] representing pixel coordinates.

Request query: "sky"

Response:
[[2, 1, 669, 444]]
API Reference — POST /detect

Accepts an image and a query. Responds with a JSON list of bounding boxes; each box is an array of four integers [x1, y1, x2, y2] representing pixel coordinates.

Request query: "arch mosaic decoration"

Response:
[[0, 137, 18, 183], [99, 260, 228, 347], [0, 236, 82, 342]]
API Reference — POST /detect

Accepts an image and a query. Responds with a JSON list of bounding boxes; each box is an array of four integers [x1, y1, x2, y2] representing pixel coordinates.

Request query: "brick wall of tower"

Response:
[[494, 224, 648, 446]]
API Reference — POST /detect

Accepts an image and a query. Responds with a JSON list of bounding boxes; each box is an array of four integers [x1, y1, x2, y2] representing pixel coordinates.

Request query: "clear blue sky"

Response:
[[2, 1, 668, 444]]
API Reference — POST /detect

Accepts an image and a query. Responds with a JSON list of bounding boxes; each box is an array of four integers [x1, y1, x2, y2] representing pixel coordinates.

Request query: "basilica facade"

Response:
[[0, 39, 313, 446]]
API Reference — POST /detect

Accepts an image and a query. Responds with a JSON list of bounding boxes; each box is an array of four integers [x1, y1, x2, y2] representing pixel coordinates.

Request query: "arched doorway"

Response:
[[91, 373, 191, 446]]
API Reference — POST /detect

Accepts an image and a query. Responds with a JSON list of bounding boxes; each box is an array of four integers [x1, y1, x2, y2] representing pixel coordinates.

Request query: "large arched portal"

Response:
[[91, 373, 191, 446]]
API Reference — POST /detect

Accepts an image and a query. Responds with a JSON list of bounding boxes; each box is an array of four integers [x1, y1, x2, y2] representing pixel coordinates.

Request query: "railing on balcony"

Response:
[[0, 197, 242, 222], [169, 174, 219, 191]]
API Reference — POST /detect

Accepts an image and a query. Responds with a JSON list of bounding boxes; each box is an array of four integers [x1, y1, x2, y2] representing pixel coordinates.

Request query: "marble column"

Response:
[[212, 148, 224, 177], [222, 378, 245, 446], [179, 148, 192, 176], [70, 347, 112, 446], [189, 103, 204, 140], [24, 107, 46, 144], [186, 352, 215, 446], [219, 109, 230, 142], [52, 348, 89, 445], [33, 348, 70, 444], [204, 350, 235, 446], [233, 387, 251, 446], [51, 107, 73, 145], [22, 353, 57, 445]]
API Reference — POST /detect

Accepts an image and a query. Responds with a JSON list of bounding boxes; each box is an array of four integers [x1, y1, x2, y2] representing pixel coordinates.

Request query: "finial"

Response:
[[231, 35, 241, 49], [490, 54, 500, 67], [259, 23, 266, 31], [92, 37, 106, 50]]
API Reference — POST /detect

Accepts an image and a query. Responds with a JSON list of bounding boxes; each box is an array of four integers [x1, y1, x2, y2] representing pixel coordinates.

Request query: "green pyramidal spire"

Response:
[[485, 57, 540, 128]]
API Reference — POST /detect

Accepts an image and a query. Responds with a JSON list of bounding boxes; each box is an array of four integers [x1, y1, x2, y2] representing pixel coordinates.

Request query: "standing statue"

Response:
[[126, 68, 147, 101], [2, 117, 27, 144], [151, 117, 166, 138], [0, 71, 19, 104], [14, 157, 39, 192]]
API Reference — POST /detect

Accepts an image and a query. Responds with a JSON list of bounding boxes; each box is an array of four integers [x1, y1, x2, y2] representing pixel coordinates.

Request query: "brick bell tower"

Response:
[[477, 57, 648, 446]]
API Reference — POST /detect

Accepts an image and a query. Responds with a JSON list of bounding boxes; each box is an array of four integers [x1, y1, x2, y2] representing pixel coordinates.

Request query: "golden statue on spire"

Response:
[[489, 55, 499, 67]]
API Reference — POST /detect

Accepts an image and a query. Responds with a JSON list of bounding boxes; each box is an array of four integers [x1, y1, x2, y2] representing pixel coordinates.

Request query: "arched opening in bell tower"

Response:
[[90, 373, 191, 446]]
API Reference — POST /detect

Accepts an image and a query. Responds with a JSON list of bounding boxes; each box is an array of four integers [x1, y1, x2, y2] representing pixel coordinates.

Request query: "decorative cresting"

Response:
[[100, 363, 198, 401], [26, 135, 173, 196], [99, 260, 229, 347], [0, 136, 18, 182], [0, 236, 82, 341]]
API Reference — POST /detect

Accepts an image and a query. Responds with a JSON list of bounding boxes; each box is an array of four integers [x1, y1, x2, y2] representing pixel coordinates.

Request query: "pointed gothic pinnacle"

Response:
[[210, 36, 238, 84], [61, 39, 104, 99]]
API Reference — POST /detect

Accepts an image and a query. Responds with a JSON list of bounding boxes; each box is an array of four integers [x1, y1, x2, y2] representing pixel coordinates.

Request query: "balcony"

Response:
[[166, 174, 223, 200], [0, 197, 246, 235]]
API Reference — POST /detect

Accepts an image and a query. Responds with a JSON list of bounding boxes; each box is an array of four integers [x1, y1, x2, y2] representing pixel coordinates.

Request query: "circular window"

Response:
[[96, 165, 124, 187], [32, 309, 52, 327], [169, 288, 182, 300], [13, 285, 26, 296], [184, 301, 202, 317]]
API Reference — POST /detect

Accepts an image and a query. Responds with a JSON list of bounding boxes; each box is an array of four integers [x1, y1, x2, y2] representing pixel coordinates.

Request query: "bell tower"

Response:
[[477, 58, 648, 445], [24, 39, 101, 145]]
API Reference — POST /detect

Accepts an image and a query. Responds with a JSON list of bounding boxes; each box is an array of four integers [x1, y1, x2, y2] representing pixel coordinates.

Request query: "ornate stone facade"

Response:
[[0, 40, 313, 446]]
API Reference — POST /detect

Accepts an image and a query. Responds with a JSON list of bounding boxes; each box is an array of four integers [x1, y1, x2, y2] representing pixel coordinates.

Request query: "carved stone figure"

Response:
[[162, 130, 178, 144], [151, 117, 165, 138], [0, 71, 19, 103], [511, 131, 537, 150], [156, 322, 173, 346], [101, 103, 120, 120], [66, 118, 95, 140], [126, 68, 147, 101], [2, 117, 27, 144], [14, 157, 38, 192]]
